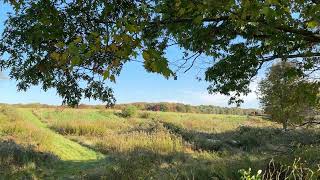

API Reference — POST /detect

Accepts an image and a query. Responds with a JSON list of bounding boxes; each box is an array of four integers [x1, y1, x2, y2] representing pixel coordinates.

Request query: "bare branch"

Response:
[[184, 53, 202, 73]]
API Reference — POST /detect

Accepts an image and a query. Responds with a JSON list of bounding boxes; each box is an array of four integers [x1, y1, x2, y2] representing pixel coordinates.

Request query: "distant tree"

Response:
[[132, 103, 147, 110], [159, 103, 169, 112], [176, 104, 186, 113], [258, 62, 319, 130]]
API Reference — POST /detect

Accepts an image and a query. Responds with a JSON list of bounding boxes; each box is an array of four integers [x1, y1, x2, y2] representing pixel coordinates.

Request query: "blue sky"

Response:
[[0, 3, 261, 108]]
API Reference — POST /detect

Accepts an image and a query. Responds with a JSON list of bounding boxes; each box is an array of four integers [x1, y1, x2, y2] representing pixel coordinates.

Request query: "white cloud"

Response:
[[179, 80, 260, 109]]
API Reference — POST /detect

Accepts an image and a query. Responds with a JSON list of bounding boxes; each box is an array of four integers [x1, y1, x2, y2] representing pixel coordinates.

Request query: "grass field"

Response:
[[1, 105, 320, 179]]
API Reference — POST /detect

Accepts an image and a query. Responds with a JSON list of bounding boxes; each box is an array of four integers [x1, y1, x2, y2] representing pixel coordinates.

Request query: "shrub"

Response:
[[122, 105, 138, 118]]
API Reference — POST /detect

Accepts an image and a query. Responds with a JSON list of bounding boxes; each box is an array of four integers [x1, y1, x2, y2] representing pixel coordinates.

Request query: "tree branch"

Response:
[[261, 53, 320, 62]]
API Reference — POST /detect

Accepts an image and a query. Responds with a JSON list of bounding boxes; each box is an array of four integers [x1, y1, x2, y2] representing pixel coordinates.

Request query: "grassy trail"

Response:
[[17, 108, 106, 177]]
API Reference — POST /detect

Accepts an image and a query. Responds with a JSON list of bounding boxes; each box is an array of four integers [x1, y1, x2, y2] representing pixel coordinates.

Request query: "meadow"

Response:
[[0, 105, 320, 179]]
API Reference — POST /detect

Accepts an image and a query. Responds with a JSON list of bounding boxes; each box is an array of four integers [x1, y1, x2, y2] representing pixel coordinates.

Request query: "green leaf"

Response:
[[127, 24, 138, 33], [193, 15, 203, 24], [71, 56, 80, 66], [110, 75, 116, 83], [103, 70, 110, 80], [262, 7, 271, 16], [307, 20, 319, 28], [178, 8, 185, 16]]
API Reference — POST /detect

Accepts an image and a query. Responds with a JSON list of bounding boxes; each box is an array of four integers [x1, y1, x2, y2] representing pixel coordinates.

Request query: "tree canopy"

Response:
[[258, 62, 319, 130], [1, 0, 320, 106]]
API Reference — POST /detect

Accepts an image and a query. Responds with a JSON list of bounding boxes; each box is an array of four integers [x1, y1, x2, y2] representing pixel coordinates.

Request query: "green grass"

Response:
[[18, 108, 104, 161], [0, 106, 106, 178], [1, 106, 320, 179], [33, 108, 122, 122]]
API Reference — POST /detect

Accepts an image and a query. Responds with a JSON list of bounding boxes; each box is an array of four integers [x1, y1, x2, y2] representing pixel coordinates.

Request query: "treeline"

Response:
[[113, 102, 262, 115], [1, 102, 262, 116], [0, 103, 57, 108]]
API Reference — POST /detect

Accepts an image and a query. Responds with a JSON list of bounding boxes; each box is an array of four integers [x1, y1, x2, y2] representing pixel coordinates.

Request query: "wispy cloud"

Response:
[[179, 80, 260, 108]]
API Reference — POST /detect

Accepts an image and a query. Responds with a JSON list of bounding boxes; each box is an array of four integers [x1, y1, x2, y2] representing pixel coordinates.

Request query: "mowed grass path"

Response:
[[17, 108, 105, 177], [18, 108, 104, 161]]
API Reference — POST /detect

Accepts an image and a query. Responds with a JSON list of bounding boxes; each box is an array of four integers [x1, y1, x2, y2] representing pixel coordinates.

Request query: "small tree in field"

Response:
[[258, 62, 319, 130], [122, 105, 138, 118]]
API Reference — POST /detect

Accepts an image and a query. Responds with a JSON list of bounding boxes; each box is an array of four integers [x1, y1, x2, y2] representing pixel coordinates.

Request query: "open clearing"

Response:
[[1, 106, 319, 179]]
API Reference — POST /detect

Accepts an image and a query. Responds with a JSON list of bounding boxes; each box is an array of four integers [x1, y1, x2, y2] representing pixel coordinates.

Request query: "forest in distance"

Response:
[[6, 102, 263, 116]]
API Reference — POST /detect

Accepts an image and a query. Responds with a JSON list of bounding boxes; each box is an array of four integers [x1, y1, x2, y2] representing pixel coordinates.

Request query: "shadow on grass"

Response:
[[0, 139, 108, 179], [162, 121, 320, 153], [61, 148, 267, 180], [54, 123, 320, 179], [2, 124, 320, 179], [0, 139, 58, 179], [0, 138, 261, 179]]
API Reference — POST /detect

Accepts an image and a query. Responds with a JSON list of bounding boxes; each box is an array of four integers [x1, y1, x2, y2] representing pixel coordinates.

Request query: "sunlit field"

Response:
[[1, 105, 319, 179]]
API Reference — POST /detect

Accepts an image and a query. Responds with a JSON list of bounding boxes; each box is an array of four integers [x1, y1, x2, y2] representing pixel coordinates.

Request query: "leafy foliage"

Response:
[[1, 0, 320, 105], [258, 62, 320, 129], [0, 0, 174, 107]]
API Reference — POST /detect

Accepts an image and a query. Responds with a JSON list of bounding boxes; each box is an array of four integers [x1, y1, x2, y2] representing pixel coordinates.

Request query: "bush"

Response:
[[122, 105, 138, 118]]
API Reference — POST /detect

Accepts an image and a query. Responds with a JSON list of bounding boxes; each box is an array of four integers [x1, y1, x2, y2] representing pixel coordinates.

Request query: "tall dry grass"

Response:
[[0, 106, 58, 178]]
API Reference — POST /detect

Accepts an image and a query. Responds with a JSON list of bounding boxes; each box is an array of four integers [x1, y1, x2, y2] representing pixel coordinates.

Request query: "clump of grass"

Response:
[[66, 121, 185, 154], [50, 119, 133, 136], [0, 105, 24, 122], [139, 111, 152, 119], [2, 121, 54, 151], [94, 128, 184, 154], [0, 107, 55, 152]]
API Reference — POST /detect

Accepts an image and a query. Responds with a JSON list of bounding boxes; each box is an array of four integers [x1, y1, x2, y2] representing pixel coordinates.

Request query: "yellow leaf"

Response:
[[307, 21, 319, 29], [142, 51, 151, 61], [50, 52, 60, 61]]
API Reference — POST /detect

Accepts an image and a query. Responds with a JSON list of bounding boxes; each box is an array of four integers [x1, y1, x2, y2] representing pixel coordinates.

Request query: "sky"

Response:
[[0, 3, 262, 108]]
